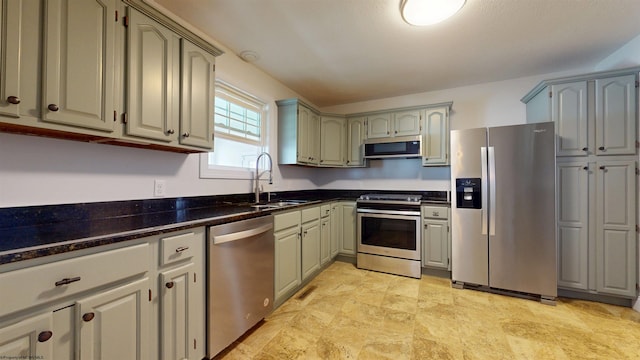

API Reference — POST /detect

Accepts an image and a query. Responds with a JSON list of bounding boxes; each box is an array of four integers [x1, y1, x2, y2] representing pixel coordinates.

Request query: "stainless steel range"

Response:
[[356, 193, 422, 278]]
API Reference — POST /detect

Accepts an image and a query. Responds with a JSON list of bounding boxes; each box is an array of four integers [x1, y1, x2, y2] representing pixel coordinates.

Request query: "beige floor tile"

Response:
[[215, 261, 640, 360]]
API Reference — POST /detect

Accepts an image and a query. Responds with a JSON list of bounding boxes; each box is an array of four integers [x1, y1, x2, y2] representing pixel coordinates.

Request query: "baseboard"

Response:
[[558, 288, 633, 307]]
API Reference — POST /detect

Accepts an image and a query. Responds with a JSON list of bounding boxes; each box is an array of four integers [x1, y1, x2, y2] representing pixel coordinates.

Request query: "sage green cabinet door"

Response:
[[76, 277, 151, 360], [275, 227, 301, 303], [422, 107, 449, 166], [301, 219, 321, 281], [330, 203, 341, 258], [595, 75, 636, 156], [180, 39, 215, 149], [320, 115, 346, 166], [297, 104, 319, 164], [42, 0, 116, 132], [551, 81, 588, 156], [556, 161, 590, 290], [340, 202, 356, 255], [0, 312, 53, 359], [422, 219, 449, 269], [367, 113, 391, 138], [596, 160, 636, 297], [346, 117, 366, 167], [0, 0, 42, 119], [393, 109, 421, 136], [127, 8, 179, 142], [160, 262, 200, 360], [320, 216, 331, 265]]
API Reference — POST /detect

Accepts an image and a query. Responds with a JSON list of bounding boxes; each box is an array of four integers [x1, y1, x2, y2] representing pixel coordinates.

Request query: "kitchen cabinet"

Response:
[[421, 205, 451, 270], [277, 99, 321, 166], [422, 106, 450, 166], [179, 40, 216, 149], [301, 207, 321, 281], [339, 202, 357, 256], [556, 158, 636, 297], [0, 312, 53, 358], [346, 116, 367, 167], [76, 277, 151, 359], [393, 109, 422, 136], [274, 210, 302, 305], [320, 204, 332, 265], [330, 203, 342, 258], [0, 0, 41, 120], [320, 115, 346, 166], [524, 72, 637, 157], [42, 0, 117, 133], [367, 113, 392, 138]]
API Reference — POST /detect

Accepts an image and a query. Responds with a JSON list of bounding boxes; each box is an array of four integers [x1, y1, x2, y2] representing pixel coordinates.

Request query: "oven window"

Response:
[[361, 216, 417, 251]]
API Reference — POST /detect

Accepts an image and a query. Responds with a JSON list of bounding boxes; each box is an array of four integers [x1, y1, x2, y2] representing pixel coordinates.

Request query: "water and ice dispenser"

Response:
[[455, 178, 482, 209]]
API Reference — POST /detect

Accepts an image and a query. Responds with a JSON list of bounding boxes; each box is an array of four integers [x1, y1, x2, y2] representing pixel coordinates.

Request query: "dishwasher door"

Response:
[[207, 215, 274, 358]]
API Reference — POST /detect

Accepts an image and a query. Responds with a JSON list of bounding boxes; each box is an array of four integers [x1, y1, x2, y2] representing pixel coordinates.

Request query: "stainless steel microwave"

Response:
[[363, 135, 422, 159]]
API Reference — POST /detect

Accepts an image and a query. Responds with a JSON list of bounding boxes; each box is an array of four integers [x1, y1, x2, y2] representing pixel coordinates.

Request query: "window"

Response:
[[200, 80, 267, 179]]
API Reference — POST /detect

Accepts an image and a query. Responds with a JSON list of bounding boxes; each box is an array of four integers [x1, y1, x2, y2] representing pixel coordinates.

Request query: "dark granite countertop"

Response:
[[0, 189, 449, 265]]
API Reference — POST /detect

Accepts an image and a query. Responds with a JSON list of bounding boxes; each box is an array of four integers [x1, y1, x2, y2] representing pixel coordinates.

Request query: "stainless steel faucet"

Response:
[[254, 152, 273, 203]]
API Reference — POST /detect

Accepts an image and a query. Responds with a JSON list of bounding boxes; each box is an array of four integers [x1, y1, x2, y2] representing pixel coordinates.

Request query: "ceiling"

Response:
[[154, 0, 640, 107]]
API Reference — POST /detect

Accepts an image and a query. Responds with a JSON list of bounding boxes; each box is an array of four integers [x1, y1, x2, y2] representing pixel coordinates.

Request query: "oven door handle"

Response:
[[356, 208, 421, 216]]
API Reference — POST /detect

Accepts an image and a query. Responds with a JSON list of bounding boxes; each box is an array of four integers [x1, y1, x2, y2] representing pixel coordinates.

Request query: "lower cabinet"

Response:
[[0, 227, 206, 360], [274, 210, 302, 305], [320, 214, 331, 266], [421, 205, 451, 270], [339, 202, 357, 255], [330, 203, 342, 258], [301, 207, 321, 281], [557, 159, 637, 298]]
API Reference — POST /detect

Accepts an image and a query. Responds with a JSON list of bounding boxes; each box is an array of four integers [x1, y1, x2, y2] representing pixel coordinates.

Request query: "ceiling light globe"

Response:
[[401, 0, 466, 26]]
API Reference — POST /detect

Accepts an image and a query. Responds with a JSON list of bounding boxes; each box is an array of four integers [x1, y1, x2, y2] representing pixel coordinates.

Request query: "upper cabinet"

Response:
[[276, 99, 321, 166], [522, 69, 638, 157], [42, 0, 117, 133], [346, 116, 367, 167], [393, 109, 422, 137], [422, 106, 449, 166], [320, 115, 346, 166], [366, 113, 392, 138], [0, 0, 223, 153]]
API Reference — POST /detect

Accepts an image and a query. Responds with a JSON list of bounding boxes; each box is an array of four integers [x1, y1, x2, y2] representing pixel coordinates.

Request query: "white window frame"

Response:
[[199, 80, 268, 180]]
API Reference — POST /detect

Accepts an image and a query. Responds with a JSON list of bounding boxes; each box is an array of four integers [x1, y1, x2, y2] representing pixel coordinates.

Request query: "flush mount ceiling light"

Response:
[[401, 0, 466, 26]]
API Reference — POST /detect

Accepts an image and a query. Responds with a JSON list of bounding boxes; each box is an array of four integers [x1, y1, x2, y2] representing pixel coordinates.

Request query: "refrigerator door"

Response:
[[451, 127, 489, 286], [487, 122, 556, 297]]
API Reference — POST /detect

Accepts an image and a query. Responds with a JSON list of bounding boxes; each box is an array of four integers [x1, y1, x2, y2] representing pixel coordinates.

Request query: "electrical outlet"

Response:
[[154, 180, 166, 197]]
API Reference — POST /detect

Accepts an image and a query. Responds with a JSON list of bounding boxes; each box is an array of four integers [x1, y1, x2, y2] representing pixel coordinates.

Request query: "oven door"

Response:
[[357, 209, 421, 260]]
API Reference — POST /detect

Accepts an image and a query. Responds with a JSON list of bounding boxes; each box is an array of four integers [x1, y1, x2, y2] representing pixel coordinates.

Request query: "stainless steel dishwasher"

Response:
[[207, 215, 274, 358]]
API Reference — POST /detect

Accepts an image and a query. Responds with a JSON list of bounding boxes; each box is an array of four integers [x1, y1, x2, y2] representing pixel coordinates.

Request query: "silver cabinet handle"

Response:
[[55, 276, 81, 286], [175, 246, 189, 253]]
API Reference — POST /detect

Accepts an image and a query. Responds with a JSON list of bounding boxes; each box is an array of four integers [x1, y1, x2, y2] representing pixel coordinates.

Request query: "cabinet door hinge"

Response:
[[115, 10, 118, 22], [123, 16, 129, 27], [636, 225, 639, 233], [194, 273, 197, 283], [194, 338, 197, 350], [113, 110, 117, 122], [122, 112, 128, 124], [636, 141, 639, 149], [636, 168, 639, 176], [636, 80, 639, 88], [447, 225, 450, 232], [447, 258, 450, 266], [212, 64, 215, 72], [148, 289, 152, 302], [548, 91, 552, 98]]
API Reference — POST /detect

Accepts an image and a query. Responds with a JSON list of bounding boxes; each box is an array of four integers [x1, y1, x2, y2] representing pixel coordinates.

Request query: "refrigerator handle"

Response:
[[488, 146, 496, 236], [481, 147, 488, 235]]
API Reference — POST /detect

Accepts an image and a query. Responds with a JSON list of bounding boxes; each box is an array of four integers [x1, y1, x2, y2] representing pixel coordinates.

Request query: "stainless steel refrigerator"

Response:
[[450, 122, 557, 303]]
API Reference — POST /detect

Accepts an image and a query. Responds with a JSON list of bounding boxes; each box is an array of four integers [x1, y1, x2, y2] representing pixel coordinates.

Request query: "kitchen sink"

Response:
[[250, 200, 309, 210]]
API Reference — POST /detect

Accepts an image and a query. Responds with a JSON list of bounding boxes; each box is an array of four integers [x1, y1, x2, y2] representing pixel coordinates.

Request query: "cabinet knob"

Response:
[[6, 96, 20, 104], [394, 130, 397, 134], [387, 131, 390, 135], [166, 129, 175, 135], [175, 246, 189, 253], [582, 147, 588, 152], [38, 331, 53, 343], [599, 146, 605, 151], [82, 312, 95, 322], [599, 166, 605, 170], [424, 224, 428, 228], [166, 281, 175, 289], [47, 104, 59, 112], [583, 166, 588, 170], [182, 132, 190, 138], [320, 160, 324, 163]]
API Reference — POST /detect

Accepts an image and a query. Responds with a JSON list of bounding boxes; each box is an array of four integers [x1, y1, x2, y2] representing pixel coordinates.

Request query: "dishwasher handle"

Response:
[[212, 223, 273, 245]]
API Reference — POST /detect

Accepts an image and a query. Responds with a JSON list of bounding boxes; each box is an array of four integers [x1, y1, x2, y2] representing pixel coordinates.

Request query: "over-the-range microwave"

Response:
[[363, 135, 422, 159]]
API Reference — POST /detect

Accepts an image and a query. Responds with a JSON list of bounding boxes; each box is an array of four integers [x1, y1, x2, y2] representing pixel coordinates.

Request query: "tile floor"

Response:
[[215, 261, 640, 359]]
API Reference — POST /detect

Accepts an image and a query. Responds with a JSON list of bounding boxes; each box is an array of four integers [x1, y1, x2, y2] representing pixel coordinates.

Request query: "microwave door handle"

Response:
[[481, 147, 488, 235]]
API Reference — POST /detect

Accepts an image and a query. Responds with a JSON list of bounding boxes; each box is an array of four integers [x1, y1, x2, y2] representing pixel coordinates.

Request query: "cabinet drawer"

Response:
[[0, 243, 149, 318], [274, 211, 301, 232], [422, 206, 449, 219], [301, 206, 321, 223], [160, 231, 197, 266], [320, 204, 331, 218]]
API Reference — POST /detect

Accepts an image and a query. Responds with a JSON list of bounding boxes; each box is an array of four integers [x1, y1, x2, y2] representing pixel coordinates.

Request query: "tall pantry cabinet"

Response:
[[522, 68, 639, 299]]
